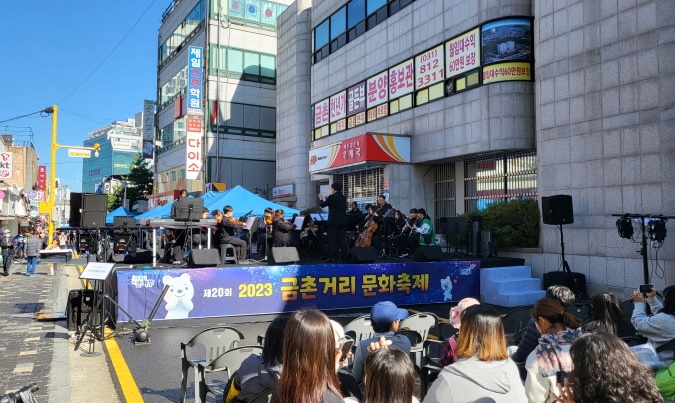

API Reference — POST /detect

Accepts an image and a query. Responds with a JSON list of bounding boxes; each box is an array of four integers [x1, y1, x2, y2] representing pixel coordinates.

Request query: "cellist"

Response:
[[356, 204, 382, 250]]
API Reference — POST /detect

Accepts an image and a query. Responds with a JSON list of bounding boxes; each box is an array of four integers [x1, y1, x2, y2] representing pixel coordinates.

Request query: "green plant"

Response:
[[478, 199, 540, 247]]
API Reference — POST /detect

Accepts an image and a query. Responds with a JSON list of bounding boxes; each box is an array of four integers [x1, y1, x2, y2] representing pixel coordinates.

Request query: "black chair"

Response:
[[567, 301, 592, 321], [501, 306, 533, 345]]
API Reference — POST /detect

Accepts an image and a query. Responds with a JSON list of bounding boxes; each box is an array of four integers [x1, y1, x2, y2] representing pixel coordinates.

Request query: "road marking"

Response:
[[103, 327, 144, 402]]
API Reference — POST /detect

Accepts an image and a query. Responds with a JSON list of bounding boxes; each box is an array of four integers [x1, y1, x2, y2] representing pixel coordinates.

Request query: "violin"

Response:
[[228, 216, 247, 228]]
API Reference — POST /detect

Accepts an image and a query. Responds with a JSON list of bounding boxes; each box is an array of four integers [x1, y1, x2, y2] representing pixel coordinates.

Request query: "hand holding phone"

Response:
[[555, 370, 568, 386], [340, 339, 354, 362], [639, 284, 653, 294]]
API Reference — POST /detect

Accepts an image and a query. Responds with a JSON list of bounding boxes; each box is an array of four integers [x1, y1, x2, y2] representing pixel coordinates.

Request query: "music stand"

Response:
[[440, 217, 469, 256], [75, 262, 115, 356], [174, 198, 204, 222]]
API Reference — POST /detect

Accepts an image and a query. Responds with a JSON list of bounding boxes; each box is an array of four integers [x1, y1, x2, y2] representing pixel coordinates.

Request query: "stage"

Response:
[[109, 253, 524, 323]]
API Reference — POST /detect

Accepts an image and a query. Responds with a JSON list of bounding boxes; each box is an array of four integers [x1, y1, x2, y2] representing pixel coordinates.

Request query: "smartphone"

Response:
[[555, 370, 568, 385], [340, 339, 354, 361], [640, 284, 653, 294]]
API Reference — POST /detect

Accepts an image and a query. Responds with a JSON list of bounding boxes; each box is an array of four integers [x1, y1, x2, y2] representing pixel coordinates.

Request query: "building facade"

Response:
[[276, 0, 675, 298], [0, 135, 38, 233], [154, 0, 292, 205], [82, 117, 143, 192]]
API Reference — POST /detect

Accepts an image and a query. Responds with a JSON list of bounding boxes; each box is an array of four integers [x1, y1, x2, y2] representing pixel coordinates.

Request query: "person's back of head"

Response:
[[545, 285, 576, 309], [456, 305, 508, 361], [277, 309, 341, 403], [660, 285, 675, 316], [450, 297, 481, 328], [531, 297, 580, 330], [362, 349, 416, 403], [370, 301, 409, 333], [331, 182, 342, 192], [586, 292, 622, 334], [263, 316, 288, 366], [569, 332, 663, 403]]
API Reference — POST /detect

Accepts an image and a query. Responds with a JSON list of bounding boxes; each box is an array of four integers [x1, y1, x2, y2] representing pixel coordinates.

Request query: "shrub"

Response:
[[479, 199, 539, 248]]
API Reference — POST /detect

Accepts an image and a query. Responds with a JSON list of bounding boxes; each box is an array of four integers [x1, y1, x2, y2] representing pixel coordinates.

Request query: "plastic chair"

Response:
[[249, 387, 273, 403], [399, 312, 438, 369], [501, 306, 533, 346], [180, 326, 245, 403], [220, 244, 238, 264], [567, 301, 592, 321], [197, 345, 263, 403], [343, 315, 375, 345]]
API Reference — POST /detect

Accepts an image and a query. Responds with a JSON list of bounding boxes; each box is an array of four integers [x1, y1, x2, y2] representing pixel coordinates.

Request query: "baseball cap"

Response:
[[3, 229, 10, 233], [370, 301, 409, 328]]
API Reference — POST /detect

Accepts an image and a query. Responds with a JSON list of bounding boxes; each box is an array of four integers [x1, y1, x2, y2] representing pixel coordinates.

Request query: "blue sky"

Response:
[[0, 1, 168, 192]]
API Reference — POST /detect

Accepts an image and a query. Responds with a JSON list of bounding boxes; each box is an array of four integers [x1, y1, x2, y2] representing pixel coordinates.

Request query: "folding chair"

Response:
[[180, 326, 245, 403], [343, 315, 374, 367], [567, 301, 592, 321], [198, 345, 263, 403], [399, 312, 438, 369], [501, 306, 533, 346]]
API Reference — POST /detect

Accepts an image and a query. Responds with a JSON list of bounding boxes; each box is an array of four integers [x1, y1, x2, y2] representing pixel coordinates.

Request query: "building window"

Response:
[[434, 162, 456, 229], [335, 167, 384, 209], [314, 19, 330, 52], [159, 0, 206, 65], [209, 45, 276, 85], [464, 151, 537, 213], [211, 0, 288, 31], [209, 100, 276, 138]]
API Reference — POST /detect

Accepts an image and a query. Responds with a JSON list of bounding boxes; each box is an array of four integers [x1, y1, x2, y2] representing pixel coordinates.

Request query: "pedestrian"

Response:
[[1, 229, 15, 276], [45, 239, 60, 275], [24, 232, 45, 277], [58, 232, 67, 248]]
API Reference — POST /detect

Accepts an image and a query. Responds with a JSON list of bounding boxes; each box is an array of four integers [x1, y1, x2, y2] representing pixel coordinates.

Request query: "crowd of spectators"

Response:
[[217, 283, 675, 403]]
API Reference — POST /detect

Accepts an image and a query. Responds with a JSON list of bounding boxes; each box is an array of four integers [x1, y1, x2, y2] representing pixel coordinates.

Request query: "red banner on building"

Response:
[[309, 133, 411, 174], [37, 165, 47, 191]]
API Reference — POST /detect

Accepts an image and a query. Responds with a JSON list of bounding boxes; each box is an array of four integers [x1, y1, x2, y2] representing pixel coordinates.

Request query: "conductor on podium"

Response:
[[318, 183, 348, 262]]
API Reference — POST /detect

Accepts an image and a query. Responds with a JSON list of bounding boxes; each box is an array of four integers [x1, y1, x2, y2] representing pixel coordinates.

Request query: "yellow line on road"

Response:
[[104, 327, 144, 403], [75, 264, 91, 289]]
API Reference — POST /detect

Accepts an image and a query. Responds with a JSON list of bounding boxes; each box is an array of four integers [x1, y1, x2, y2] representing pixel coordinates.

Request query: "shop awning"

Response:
[[309, 133, 411, 174]]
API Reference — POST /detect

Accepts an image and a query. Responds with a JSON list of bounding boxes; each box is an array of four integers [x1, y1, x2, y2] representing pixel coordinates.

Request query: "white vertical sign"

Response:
[[186, 118, 202, 180]]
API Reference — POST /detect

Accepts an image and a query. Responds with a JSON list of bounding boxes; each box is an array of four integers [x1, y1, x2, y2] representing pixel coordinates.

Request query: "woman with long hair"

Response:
[[272, 209, 296, 247], [553, 332, 663, 403], [234, 316, 288, 402], [275, 309, 344, 403], [362, 349, 419, 403], [582, 292, 632, 335], [632, 284, 675, 347], [423, 305, 526, 402], [525, 298, 582, 403]]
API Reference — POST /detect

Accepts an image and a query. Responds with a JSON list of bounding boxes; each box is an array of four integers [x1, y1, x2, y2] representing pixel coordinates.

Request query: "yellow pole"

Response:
[[48, 105, 58, 242]]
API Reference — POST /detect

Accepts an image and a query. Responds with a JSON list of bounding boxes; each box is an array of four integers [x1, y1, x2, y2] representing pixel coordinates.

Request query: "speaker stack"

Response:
[[413, 245, 444, 262], [270, 247, 300, 265], [69, 193, 108, 227], [349, 246, 377, 263], [542, 195, 574, 225]]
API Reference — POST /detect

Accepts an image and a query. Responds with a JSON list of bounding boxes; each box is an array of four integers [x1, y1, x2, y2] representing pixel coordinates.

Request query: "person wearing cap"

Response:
[[1, 229, 15, 276], [351, 301, 412, 383]]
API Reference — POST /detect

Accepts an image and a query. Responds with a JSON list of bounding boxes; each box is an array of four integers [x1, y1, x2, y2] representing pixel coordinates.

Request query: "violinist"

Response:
[[300, 215, 320, 257], [217, 205, 250, 264], [397, 208, 419, 257], [256, 207, 274, 260], [271, 209, 297, 247]]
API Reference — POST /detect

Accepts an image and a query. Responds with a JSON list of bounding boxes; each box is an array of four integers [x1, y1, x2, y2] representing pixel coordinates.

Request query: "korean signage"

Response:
[[37, 165, 47, 191], [446, 28, 480, 78], [0, 152, 13, 178], [115, 260, 480, 321], [314, 98, 329, 128], [389, 59, 414, 99], [68, 149, 91, 158], [415, 44, 445, 90], [366, 70, 388, 107], [347, 82, 366, 129], [309, 133, 411, 174], [482, 62, 532, 84], [187, 46, 203, 116], [272, 184, 294, 198], [142, 99, 155, 140], [329, 91, 346, 123], [185, 117, 202, 180]]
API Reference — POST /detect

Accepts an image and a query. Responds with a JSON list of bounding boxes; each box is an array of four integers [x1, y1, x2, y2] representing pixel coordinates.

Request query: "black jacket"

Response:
[[272, 218, 296, 247], [319, 191, 347, 225], [216, 217, 244, 243]]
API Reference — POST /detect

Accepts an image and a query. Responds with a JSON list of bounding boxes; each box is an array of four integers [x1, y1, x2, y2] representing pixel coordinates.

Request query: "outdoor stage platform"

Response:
[[108, 253, 524, 324]]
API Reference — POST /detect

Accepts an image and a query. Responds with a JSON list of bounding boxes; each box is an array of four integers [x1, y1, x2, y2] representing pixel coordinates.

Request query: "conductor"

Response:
[[318, 183, 348, 262]]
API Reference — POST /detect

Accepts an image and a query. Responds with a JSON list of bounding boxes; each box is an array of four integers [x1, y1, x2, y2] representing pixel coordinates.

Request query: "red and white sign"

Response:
[[0, 152, 13, 179], [389, 59, 414, 98], [309, 133, 411, 174], [329, 91, 347, 123], [366, 71, 388, 107], [37, 165, 47, 192], [415, 44, 445, 90], [185, 118, 202, 180], [314, 98, 329, 128], [445, 28, 480, 78]]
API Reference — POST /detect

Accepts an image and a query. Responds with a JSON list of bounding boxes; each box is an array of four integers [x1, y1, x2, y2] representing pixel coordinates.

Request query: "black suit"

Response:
[[319, 191, 348, 259], [1, 235, 15, 274]]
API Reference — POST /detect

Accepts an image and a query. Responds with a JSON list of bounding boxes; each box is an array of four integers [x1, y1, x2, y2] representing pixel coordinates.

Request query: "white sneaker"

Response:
[[398, 253, 408, 258]]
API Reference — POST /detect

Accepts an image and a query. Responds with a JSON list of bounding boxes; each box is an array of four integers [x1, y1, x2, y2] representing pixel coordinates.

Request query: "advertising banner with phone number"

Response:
[[114, 261, 480, 322]]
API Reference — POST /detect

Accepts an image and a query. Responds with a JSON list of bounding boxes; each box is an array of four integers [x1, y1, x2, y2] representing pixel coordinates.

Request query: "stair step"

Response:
[[480, 266, 532, 281], [483, 277, 542, 294], [485, 290, 547, 308]]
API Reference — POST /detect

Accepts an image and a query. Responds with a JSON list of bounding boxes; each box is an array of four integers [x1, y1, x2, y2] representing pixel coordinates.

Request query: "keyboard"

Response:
[[146, 218, 217, 229], [39, 249, 73, 263]]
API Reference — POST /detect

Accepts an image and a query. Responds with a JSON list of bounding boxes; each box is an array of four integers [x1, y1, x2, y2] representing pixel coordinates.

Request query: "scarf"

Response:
[[535, 328, 582, 377]]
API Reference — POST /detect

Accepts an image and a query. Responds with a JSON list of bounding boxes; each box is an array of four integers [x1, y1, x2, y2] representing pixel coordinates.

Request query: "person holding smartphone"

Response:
[[632, 284, 675, 348]]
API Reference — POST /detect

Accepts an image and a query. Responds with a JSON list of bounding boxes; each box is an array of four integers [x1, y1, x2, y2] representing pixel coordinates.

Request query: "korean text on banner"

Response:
[[185, 117, 202, 179], [187, 46, 203, 116]]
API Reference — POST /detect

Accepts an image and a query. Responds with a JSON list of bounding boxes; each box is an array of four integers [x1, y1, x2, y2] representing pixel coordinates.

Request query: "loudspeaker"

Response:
[[480, 230, 497, 258], [413, 245, 444, 262], [542, 195, 574, 225], [66, 289, 100, 331], [350, 246, 377, 263], [113, 216, 136, 228], [543, 271, 588, 300], [270, 247, 300, 265], [188, 249, 221, 267], [114, 234, 131, 253], [111, 249, 157, 264], [69, 193, 108, 227]]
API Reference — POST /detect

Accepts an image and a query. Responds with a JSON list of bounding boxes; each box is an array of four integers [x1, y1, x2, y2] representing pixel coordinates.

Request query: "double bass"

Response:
[[355, 208, 380, 247]]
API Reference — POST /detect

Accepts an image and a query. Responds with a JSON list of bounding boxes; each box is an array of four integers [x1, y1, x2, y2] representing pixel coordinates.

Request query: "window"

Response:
[[336, 167, 384, 206], [347, 0, 365, 28], [208, 45, 276, 84], [244, 51, 260, 76], [228, 49, 244, 74], [260, 55, 275, 78], [367, 0, 387, 15], [314, 20, 329, 52], [159, 0, 205, 65], [210, 101, 276, 137], [331, 7, 346, 40]]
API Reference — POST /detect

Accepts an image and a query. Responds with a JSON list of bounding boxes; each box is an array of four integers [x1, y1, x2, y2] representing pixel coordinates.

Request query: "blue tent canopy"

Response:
[[105, 206, 137, 225], [136, 186, 300, 221]]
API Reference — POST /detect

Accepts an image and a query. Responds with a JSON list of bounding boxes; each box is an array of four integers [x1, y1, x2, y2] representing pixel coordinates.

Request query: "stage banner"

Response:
[[115, 261, 480, 322]]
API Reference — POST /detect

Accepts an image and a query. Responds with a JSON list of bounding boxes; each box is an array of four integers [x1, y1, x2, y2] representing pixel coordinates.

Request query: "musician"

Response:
[[356, 204, 383, 251], [256, 207, 274, 260], [300, 215, 320, 257], [318, 182, 348, 262], [392, 210, 407, 233], [191, 208, 210, 248], [346, 201, 363, 230], [376, 195, 393, 217], [272, 209, 297, 247], [215, 206, 249, 264], [398, 208, 419, 257], [169, 189, 189, 264], [404, 208, 435, 256]]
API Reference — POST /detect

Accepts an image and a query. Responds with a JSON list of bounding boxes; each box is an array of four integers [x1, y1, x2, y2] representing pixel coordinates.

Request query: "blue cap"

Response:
[[370, 301, 409, 328]]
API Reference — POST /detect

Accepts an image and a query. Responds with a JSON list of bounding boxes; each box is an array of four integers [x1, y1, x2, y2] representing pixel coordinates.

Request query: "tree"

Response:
[[106, 155, 153, 212]]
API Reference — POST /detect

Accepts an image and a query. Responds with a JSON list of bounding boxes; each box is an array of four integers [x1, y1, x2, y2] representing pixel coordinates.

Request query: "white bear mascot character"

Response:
[[440, 275, 453, 302], [162, 273, 195, 319]]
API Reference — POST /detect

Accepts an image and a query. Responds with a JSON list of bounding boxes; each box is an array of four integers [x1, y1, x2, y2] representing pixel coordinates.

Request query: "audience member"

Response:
[[552, 332, 663, 403], [631, 284, 675, 348], [330, 320, 362, 401], [360, 349, 419, 403], [275, 309, 345, 403], [524, 298, 582, 403], [512, 285, 576, 380], [351, 301, 411, 383], [234, 316, 287, 402], [582, 292, 633, 336], [423, 305, 526, 403], [438, 297, 480, 368]]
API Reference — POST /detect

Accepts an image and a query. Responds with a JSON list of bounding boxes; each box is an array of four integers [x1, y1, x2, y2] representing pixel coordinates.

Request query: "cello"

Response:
[[355, 208, 379, 247]]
